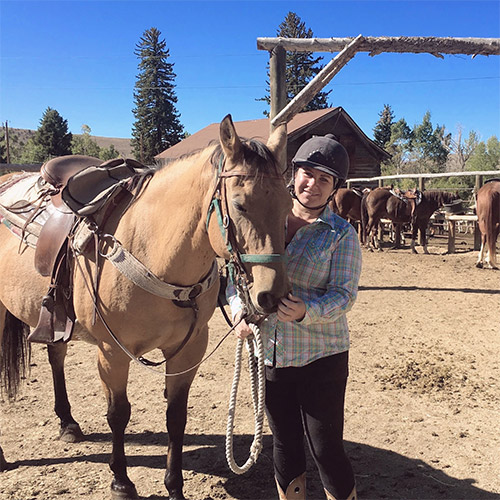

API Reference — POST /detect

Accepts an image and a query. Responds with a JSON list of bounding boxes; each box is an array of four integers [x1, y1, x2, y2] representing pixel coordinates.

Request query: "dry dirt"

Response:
[[1, 243, 499, 500]]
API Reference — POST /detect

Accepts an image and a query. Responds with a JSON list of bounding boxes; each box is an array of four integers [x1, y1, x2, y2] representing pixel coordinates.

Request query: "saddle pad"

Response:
[[0, 173, 58, 243], [0, 172, 44, 208]]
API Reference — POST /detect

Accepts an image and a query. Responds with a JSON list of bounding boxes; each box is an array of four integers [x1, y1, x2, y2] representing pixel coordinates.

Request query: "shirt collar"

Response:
[[316, 205, 336, 228]]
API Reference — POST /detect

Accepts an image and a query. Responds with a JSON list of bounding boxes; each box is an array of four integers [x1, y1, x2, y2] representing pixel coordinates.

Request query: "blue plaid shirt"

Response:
[[227, 206, 362, 368]]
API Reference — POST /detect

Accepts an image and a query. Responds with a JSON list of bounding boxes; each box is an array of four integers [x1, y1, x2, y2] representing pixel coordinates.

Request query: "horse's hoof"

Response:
[[111, 479, 138, 500], [476, 262, 483, 269], [59, 423, 84, 443]]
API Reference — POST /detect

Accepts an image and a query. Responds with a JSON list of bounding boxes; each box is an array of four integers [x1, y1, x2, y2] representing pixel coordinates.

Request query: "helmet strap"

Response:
[[289, 184, 337, 211]]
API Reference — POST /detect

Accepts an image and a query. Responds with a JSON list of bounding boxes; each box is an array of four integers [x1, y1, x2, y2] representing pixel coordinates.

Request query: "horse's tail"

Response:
[[360, 192, 369, 245], [0, 310, 31, 401]]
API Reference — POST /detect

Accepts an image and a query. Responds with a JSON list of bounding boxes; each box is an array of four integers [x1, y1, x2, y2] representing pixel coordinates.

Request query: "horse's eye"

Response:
[[233, 201, 247, 213]]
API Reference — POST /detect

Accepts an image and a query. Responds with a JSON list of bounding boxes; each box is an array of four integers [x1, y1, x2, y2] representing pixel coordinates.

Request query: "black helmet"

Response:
[[292, 134, 349, 181]]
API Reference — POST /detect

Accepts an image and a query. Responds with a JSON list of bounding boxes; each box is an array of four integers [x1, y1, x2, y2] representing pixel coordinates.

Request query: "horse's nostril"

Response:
[[257, 292, 277, 312]]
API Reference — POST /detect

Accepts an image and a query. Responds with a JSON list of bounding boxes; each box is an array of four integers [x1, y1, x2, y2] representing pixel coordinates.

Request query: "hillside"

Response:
[[7, 128, 133, 158]]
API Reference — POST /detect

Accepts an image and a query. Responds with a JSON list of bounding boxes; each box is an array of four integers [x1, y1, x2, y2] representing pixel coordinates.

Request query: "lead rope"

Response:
[[225, 322, 266, 474]]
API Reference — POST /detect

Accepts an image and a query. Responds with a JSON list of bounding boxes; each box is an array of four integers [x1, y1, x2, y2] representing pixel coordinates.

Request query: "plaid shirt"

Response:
[[227, 206, 362, 368]]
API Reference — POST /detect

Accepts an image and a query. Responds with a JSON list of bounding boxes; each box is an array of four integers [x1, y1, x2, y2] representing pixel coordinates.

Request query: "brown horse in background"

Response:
[[361, 187, 460, 253], [0, 116, 291, 500], [475, 179, 500, 269], [330, 187, 363, 223], [330, 187, 368, 240]]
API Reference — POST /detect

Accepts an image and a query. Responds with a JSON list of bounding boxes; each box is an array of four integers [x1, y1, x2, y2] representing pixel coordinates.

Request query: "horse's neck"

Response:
[[120, 153, 216, 285]]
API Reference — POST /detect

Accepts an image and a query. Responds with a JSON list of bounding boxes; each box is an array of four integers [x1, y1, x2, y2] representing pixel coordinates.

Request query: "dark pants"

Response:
[[265, 351, 355, 499]]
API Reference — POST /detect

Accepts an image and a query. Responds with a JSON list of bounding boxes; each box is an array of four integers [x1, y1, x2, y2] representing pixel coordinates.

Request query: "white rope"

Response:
[[225, 323, 266, 474]]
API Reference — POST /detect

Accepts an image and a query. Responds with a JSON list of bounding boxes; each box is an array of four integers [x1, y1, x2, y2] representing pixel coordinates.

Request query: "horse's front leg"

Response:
[[47, 343, 84, 442], [163, 325, 208, 500], [98, 346, 137, 500]]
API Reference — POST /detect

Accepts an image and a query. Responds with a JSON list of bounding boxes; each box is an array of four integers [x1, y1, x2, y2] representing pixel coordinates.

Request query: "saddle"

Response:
[[390, 187, 422, 220], [24, 155, 149, 344]]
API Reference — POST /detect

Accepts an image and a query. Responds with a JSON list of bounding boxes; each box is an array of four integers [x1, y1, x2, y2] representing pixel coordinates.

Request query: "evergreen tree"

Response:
[[132, 27, 184, 164], [373, 104, 395, 148], [259, 12, 330, 115], [33, 107, 73, 160]]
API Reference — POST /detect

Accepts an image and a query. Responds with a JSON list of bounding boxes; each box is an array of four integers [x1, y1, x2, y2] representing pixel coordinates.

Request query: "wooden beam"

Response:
[[257, 36, 500, 57], [271, 35, 364, 127], [269, 45, 287, 130]]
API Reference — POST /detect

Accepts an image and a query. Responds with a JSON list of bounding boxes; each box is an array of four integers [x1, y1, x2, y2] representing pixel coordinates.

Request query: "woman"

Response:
[[227, 134, 362, 500]]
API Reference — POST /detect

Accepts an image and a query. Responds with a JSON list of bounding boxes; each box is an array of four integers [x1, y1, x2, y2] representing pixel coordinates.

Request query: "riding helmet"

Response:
[[292, 134, 350, 181]]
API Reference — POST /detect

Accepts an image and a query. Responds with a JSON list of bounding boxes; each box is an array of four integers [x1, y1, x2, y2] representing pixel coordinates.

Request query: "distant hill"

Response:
[[8, 128, 134, 158]]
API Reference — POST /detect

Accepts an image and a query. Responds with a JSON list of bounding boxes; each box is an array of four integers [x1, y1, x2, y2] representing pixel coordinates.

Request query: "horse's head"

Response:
[[207, 115, 291, 314]]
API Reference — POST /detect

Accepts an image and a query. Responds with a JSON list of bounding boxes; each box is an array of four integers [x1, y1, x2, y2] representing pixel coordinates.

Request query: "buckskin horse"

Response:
[[0, 115, 291, 500], [361, 187, 460, 253], [475, 179, 500, 269]]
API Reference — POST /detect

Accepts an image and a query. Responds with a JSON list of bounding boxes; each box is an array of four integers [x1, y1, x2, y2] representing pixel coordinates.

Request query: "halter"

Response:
[[206, 153, 286, 316]]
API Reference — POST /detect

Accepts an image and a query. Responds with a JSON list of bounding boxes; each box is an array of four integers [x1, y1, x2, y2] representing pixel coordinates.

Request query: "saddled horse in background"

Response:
[[330, 187, 364, 236], [475, 179, 500, 269], [361, 187, 460, 253], [0, 115, 291, 500]]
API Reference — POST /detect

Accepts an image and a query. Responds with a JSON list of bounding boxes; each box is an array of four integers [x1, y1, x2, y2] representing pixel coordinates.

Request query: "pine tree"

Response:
[[373, 104, 395, 148], [259, 12, 330, 115], [132, 27, 184, 164], [33, 107, 73, 160]]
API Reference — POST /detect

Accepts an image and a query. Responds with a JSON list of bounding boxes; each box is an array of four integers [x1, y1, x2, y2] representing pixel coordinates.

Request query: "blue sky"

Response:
[[1, 0, 499, 143]]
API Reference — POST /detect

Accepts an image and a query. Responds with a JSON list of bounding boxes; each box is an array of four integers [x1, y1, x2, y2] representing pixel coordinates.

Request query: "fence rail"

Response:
[[347, 170, 500, 192]]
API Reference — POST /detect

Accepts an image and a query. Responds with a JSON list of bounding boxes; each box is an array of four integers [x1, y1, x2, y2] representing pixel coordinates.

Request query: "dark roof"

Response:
[[155, 107, 389, 161]]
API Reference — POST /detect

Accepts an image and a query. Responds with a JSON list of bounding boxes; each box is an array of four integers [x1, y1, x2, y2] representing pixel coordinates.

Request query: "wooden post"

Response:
[[418, 177, 425, 245], [269, 45, 287, 172], [269, 45, 287, 129], [447, 219, 456, 254], [5, 121, 10, 164]]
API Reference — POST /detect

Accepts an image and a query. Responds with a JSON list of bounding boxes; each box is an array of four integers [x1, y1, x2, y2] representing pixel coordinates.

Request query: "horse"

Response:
[[475, 179, 500, 269], [0, 115, 291, 500], [329, 187, 363, 235], [361, 187, 460, 253]]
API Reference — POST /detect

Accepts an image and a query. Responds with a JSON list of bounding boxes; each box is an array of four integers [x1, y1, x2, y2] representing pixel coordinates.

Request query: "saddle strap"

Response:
[[102, 237, 219, 302]]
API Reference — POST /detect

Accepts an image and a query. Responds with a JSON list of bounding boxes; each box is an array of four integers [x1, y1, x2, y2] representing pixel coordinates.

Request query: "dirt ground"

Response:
[[1, 241, 499, 500]]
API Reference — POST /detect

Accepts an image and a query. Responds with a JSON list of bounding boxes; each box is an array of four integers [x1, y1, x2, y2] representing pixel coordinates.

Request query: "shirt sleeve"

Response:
[[299, 223, 362, 326], [225, 274, 245, 321]]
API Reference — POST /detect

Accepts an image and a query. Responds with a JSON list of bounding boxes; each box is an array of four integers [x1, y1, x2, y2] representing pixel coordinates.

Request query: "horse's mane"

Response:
[[209, 138, 279, 179]]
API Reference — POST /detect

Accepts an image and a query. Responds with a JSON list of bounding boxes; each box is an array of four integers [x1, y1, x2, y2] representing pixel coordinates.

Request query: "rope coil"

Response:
[[225, 323, 266, 474]]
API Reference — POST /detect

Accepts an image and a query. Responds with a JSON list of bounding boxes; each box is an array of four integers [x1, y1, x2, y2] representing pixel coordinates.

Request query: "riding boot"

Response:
[[276, 472, 306, 500], [324, 485, 357, 500]]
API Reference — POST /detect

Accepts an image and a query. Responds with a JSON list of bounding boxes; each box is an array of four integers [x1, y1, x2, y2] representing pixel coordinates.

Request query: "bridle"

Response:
[[82, 150, 287, 372], [206, 153, 287, 316]]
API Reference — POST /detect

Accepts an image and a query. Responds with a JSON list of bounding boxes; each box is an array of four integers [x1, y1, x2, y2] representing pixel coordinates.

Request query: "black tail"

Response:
[[360, 193, 369, 245], [0, 310, 31, 401]]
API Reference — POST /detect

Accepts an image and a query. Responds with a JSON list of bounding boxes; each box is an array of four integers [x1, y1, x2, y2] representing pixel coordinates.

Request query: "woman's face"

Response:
[[294, 166, 335, 208]]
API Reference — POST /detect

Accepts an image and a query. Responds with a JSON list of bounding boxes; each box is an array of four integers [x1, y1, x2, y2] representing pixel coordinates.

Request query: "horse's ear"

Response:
[[220, 114, 243, 165], [267, 123, 288, 174]]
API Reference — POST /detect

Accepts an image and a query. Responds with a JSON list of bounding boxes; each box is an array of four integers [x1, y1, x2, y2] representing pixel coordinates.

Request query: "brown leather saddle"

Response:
[[29, 155, 149, 344], [391, 187, 422, 220]]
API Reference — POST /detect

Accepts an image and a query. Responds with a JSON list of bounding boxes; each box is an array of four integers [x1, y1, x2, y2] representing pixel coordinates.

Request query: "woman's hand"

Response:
[[233, 311, 253, 339], [277, 293, 306, 322]]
